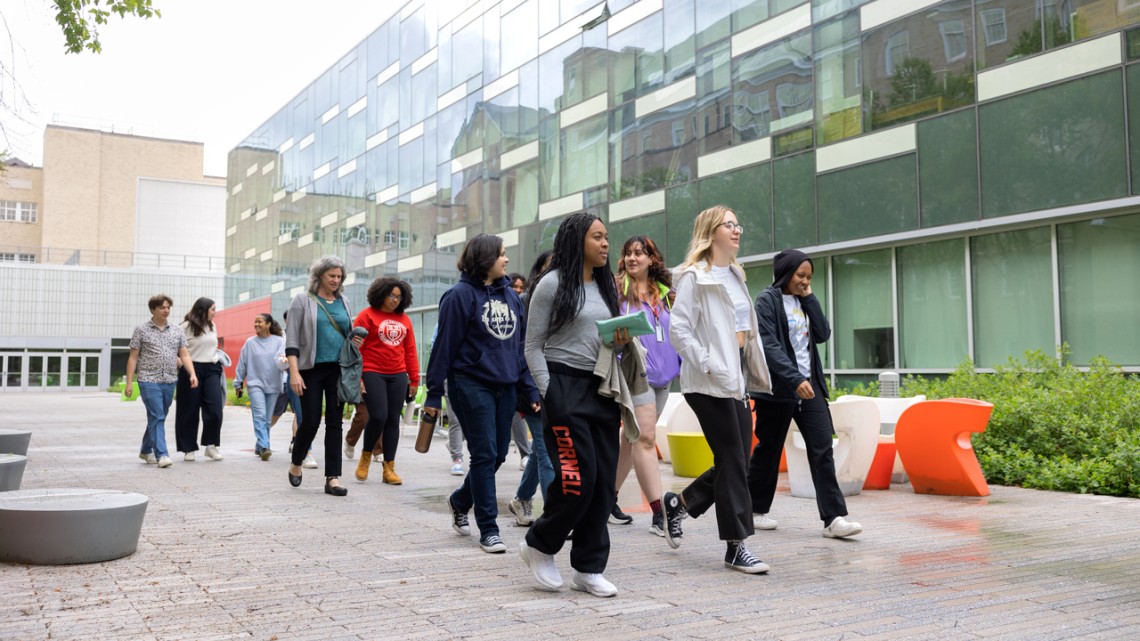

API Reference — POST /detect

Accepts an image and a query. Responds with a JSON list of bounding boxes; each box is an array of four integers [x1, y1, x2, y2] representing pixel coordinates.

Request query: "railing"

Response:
[[0, 245, 227, 272]]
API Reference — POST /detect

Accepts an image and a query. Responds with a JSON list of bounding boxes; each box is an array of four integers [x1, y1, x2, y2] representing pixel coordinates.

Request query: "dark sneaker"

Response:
[[725, 541, 770, 574], [447, 495, 470, 536], [662, 491, 686, 549], [649, 510, 665, 537], [479, 533, 507, 553], [609, 503, 633, 525]]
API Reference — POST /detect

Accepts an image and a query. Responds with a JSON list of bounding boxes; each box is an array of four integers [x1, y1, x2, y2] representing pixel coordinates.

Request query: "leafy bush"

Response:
[[844, 349, 1140, 497]]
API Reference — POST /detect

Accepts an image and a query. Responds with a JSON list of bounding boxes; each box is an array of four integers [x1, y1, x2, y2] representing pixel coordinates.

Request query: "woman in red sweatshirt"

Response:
[[353, 277, 419, 485]]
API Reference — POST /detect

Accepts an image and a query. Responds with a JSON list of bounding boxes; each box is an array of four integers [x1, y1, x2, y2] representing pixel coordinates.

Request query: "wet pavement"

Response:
[[2, 392, 1140, 640]]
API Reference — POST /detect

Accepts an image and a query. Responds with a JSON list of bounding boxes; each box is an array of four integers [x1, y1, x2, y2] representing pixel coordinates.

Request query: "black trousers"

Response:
[[361, 372, 408, 462], [292, 362, 343, 477], [175, 361, 224, 452], [748, 382, 847, 524], [526, 363, 620, 574], [679, 393, 755, 541]]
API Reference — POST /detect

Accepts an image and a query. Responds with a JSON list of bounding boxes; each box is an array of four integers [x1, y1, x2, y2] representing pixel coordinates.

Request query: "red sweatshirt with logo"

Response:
[[353, 308, 419, 384]]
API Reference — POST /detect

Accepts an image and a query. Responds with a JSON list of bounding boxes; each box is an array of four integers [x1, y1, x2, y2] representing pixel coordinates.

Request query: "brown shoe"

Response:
[[355, 450, 372, 481], [382, 460, 402, 485]]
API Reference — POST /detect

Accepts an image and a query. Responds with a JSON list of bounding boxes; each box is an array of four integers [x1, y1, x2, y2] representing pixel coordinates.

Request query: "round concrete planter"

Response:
[[0, 489, 149, 565], [0, 430, 31, 456], [0, 454, 27, 492]]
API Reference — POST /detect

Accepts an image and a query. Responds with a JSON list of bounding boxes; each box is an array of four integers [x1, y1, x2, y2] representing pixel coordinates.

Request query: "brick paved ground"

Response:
[[2, 392, 1140, 640]]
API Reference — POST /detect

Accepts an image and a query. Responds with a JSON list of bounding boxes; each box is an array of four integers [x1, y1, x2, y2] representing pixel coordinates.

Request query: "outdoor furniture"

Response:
[[894, 398, 992, 497], [0, 454, 27, 491], [784, 397, 880, 498], [864, 441, 896, 490], [654, 393, 690, 463], [0, 488, 149, 565], [836, 395, 926, 483], [667, 432, 713, 478], [0, 429, 31, 456]]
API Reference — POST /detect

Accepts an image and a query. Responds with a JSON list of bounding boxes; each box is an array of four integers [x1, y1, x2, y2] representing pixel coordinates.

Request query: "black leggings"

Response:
[[361, 372, 409, 462], [292, 362, 343, 477]]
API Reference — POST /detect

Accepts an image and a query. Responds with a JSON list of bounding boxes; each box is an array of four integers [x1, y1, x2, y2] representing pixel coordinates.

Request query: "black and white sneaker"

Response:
[[447, 495, 470, 536], [662, 491, 686, 549], [479, 533, 507, 553], [609, 503, 633, 525], [725, 541, 770, 574], [649, 510, 665, 537]]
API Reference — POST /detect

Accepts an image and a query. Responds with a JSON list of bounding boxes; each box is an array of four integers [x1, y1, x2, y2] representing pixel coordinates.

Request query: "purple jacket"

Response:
[[621, 295, 682, 389]]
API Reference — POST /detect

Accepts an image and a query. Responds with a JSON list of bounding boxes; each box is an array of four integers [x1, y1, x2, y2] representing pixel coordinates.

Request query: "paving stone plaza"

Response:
[[2, 392, 1140, 640]]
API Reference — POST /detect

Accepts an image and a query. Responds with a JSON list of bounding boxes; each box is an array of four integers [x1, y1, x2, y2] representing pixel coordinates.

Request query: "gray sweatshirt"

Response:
[[234, 335, 286, 393], [525, 269, 613, 396]]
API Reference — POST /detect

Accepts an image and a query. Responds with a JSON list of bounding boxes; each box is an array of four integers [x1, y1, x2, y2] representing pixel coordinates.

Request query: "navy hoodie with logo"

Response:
[[424, 272, 540, 410]]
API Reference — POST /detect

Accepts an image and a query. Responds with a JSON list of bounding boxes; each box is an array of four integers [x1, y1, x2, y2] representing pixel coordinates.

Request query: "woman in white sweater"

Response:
[[234, 313, 287, 461]]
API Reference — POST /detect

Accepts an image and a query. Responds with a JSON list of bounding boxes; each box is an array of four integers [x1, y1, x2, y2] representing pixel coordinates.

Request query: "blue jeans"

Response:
[[516, 413, 555, 502], [138, 381, 175, 459], [248, 386, 279, 452], [447, 373, 517, 537]]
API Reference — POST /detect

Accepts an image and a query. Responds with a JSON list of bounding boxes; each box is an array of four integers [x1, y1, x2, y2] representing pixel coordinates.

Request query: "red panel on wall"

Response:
[[214, 297, 272, 379]]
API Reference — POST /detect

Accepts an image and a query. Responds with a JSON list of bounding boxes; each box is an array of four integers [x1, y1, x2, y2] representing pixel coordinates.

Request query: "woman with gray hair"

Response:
[[285, 255, 360, 496]]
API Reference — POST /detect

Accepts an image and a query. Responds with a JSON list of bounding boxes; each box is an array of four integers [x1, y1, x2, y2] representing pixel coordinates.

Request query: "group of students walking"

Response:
[[127, 203, 862, 598]]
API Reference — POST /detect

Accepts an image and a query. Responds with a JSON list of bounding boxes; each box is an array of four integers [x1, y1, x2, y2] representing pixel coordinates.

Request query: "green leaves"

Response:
[[52, 0, 161, 54]]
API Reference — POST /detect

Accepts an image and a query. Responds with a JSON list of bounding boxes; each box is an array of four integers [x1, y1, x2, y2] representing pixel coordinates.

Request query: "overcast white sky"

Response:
[[1, 0, 399, 177]]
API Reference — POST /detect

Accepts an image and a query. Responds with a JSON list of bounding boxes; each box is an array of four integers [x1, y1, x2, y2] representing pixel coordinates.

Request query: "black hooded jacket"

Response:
[[752, 249, 831, 401]]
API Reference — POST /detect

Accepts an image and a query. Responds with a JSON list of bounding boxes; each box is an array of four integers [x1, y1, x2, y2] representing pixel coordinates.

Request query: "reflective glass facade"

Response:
[[227, 0, 1140, 373]]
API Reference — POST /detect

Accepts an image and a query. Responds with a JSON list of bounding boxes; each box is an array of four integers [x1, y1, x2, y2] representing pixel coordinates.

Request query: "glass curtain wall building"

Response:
[[227, 0, 1140, 383]]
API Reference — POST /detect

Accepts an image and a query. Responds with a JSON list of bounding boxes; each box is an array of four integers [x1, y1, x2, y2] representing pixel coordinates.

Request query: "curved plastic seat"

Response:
[[0, 454, 27, 492], [0, 429, 31, 456], [784, 398, 879, 498], [894, 398, 992, 497], [836, 395, 926, 483], [667, 432, 713, 478], [0, 488, 149, 564], [655, 393, 691, 463]]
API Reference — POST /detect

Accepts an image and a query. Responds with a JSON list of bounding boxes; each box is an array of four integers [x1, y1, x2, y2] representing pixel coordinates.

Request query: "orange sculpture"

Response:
[[895, 398, 992, 497]]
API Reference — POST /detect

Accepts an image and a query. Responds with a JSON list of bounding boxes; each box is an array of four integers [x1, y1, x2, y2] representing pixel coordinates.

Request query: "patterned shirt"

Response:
[[130, 320, 188, 383]]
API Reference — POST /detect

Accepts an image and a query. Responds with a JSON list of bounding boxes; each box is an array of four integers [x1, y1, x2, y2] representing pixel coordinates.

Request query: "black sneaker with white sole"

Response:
[[649, 510, 665, 537], [662, 491, 685, 549], [479, 533, 507, 553], [447, 495, 470, 536], [609, 503, 633, 525], [725, 541, 770, 574]]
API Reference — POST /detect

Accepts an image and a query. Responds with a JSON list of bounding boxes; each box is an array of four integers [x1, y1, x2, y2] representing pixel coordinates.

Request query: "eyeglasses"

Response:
[[387, 293, 403, 301], [720, 222, 744, 233]]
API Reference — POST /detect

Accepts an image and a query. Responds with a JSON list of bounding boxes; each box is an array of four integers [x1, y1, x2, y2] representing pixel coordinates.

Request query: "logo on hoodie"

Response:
[[481, 300, 517, 340]]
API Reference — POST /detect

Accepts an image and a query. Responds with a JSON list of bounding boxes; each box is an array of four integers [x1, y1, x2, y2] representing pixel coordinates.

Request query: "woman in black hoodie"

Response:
[[748, 249, 863, 539]]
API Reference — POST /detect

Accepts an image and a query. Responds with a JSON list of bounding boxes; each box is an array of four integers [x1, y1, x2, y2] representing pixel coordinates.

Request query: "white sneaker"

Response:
[[139, 452, 157, 465], [823, 516, 863, 539], [204, 446, 223, 461], [343, 442, 355, 460], [184, 451, 195, 462], [519, 455, 529, 471], [754, 513, 779, 530], [509, 497, 534, 526], [157, 456, 173, 468], [450, 461, 464, 476], [570, 571, 617, 598], [520, 541, 562, 591], [302, 453, 319, 469]]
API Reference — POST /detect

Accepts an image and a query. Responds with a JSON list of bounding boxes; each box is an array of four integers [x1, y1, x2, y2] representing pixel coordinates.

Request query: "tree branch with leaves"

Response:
[[52, 0, 161, 54]]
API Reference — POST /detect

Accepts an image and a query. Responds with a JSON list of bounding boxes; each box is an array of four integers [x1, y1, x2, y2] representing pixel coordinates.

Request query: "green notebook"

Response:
[[596, 311, 654, 345]]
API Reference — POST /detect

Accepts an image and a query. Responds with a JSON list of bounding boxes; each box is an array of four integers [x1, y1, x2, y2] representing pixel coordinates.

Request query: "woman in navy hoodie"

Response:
[[425, 233, 540, 555]]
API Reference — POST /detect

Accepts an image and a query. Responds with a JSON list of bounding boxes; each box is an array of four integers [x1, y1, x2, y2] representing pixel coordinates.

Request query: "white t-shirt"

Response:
[[711, 265, 751, 332], [782, 294, 811, 379]]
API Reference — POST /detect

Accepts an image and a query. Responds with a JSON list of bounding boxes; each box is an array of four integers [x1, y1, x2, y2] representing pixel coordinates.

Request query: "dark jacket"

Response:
[[424, 273, 540, 409], [754, 287, 831, 402]]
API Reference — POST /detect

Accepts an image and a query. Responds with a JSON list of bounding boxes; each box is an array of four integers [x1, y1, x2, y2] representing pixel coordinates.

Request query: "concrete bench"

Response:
[[0, 454, 27, 491], [0, 489, 149, 565], [0, 429, 31, 456]]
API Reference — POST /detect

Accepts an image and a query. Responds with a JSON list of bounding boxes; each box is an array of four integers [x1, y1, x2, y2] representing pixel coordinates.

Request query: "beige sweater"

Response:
[[593, 338, 649, 444]]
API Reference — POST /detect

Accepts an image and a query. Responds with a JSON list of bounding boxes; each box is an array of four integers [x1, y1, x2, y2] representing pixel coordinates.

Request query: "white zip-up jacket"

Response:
[[669, 261, 771, 399]]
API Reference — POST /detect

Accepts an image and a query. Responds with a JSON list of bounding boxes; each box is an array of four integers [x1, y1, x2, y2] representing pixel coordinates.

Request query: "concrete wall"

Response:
[[136, 178, 226, 265]]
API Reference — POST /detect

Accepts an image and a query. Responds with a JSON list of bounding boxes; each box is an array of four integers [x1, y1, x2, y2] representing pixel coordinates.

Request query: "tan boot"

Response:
[[382, 460, 402, 485], [355, 450, 372, 481]]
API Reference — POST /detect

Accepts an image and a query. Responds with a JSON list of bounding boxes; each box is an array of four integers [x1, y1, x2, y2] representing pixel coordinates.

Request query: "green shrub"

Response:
[[844, 348, 1140, 497]]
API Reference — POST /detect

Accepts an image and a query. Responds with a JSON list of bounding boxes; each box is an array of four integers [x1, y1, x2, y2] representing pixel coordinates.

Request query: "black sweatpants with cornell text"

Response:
[[525, 362, 621, 574]]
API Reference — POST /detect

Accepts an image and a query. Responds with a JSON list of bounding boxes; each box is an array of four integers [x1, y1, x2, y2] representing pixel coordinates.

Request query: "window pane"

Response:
[[1128, 64, 1140, 193], [501, 0, 538, 74], [665, 182, 698, 264], [979, 71, 1127, 218], [733, 33, 813, 144], [862, 3, 975, 132], [664, 0, 696, 83], [815, 14, 863, 144], [832, 249, 894, 369], [971, 227, 1054, 367], [696, 0, 732, 50], [608, 13, 665, 105], [1058, 214, 1140, 366], [974, 1, 1036, 71], [561, 115, 608, 194], [773, 151, 816, 248], [918, 109, 979, 227], [698, 163, 773, 256], [818, 154, 918, 243], [1043, 0, 1140, 51], [813, 0, 871, 23], [898, 239, 968, 368], [500, 162, 540, 232], [697, 40, 733, 155]]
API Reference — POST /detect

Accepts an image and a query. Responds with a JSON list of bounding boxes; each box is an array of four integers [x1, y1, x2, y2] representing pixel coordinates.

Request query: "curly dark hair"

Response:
[[457, 233, 505, 283], [366, 277, 412, 313], [616, 235, 675, 308]]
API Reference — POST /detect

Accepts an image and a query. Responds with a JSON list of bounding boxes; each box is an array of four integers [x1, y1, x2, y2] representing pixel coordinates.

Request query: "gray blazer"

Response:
[[285, 292, 355, 371]]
